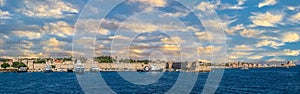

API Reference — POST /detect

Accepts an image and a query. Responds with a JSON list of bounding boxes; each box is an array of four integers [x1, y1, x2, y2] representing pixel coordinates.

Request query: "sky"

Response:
[[0, 0, 300, 63]]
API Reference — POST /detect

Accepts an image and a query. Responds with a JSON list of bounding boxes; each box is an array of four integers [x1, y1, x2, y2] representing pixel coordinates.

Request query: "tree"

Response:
[[1, 63, 10, 69], [51, 65, 56, 69], [12, 62, 27, 68]]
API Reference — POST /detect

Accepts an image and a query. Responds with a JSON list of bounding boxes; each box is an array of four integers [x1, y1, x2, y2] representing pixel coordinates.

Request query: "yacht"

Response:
[[17, 67, 28, 73], [74, 60, 85, 73], [67, 65, 73, 72], [139, 64, 163, 72], [241, 66, 249, 70], [44, 65, 53, 73], [149, 64, 163, 72], [90, 66, 100, 72]]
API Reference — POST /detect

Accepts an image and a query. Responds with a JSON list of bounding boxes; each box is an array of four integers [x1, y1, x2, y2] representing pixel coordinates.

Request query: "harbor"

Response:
[[0, 56, 297, 73]]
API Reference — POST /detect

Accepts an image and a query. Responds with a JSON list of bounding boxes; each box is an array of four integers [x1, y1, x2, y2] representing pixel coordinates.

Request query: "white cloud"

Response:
[[42, 21, 73, 37], [128, 0, 166, 11], [230, 45, 255, 51], [161, 44, 180, 51], [226, 24, 244, 35], [287, 5, 300, 11], [250, 11, 284, 27], [21, 40, 34, 49], [16, 0, 78, 18], [258, 0, 277, 8], [103, 19, 199, 33], [0, 10, 11, 19], [281, 32, 299, 43], [290, 12, 300, 23], [129, 0, 166, 7], [240, 29, 260, 38], [0, 39, 4, 45], [13, 31, 42, 39], [198, 46, 222, 54], [0, 0, 4, 6], [41, 38, 66, 47], [161, 36, 186, 45], [283, 49, 300, 56], [267, 57, 285, 61], [219, 0, 246, 10], [196, 2, 217, 13], [249, 55, 264, 60], [41, 38, 66, 52], [255, 40, 284, 49], [195, 32, 209, 41]]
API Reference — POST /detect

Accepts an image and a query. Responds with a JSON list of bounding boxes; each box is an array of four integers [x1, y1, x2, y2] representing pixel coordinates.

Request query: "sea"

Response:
[[0, 66, 299, 94]]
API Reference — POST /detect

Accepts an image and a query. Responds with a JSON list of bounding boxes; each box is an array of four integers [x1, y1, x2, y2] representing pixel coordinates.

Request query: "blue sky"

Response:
[[0, 0, 300, 63]]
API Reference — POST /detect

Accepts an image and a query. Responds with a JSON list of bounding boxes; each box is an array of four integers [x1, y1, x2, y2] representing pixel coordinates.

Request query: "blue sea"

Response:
[[0, 66, 299, 94]]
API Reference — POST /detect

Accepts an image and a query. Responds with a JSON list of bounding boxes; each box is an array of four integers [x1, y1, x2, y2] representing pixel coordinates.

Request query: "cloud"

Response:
[[109, 35, 131, 40], [13, 31, 42, 39], [289, 12, 300, 23], [230, 45, 255, 51], [42, 21, 73, 37], [21, 40, 34, 49], [225, 24, 244, 35], [196, 2, 217, 13], [0, 39, 4, 45], [283, 49, 300, 56], [240, 29, 259, 38], [16, 0, 78, 18], [128, 0, 167, 11], [281, 32, 299, 43], [41, 38, 66, 47], [249, 11, 284, 27], [258, 0, 276, 8], [198, 46, 222, 54], [41, 38, 66, 52], [255, 40, 284, 49], [103, 19, 199, 33], [249, 55, 264, 60], [267, 57, 285, 61], [0, 0, 4, 6], [161, 44, 180, 51], [219, 0, 246, 10], [0, 10, 11, 19], [129, 0, 166, 7], [161, 36, 186, 45], [287, 5, 300, 11]]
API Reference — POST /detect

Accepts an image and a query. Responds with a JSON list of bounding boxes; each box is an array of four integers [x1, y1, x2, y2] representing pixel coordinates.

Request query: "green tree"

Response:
[[51, 65, 56, 69], [1, 63, 10, 69], [12, 62, 27, 68]]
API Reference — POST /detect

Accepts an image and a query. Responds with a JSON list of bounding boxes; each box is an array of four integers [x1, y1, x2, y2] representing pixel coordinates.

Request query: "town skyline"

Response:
[[0, 0, 300, 63]]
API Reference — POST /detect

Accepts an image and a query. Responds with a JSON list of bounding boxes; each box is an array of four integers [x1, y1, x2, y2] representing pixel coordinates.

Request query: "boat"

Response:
[[90, 66, 100, 72], [138, 64, 163, 72], [44, 65, 53, 73], [67, 65, 73, 72], [241, 66, 249, 70], [74, 60, 85, 73], [67, 68, 73, 72], [17, 67, 28, 73], [149, 64, 163, 72]]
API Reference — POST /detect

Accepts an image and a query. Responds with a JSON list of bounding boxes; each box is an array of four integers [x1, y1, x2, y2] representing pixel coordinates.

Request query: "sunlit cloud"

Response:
[[0, 10, 11, 19], [258, 0, 277, 8], [13, 31, 42, 39], [16, 0, 78, 18], [249, 11, 284, 27], [255, 40, 284, 49], [281, 32, 299, 43]]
